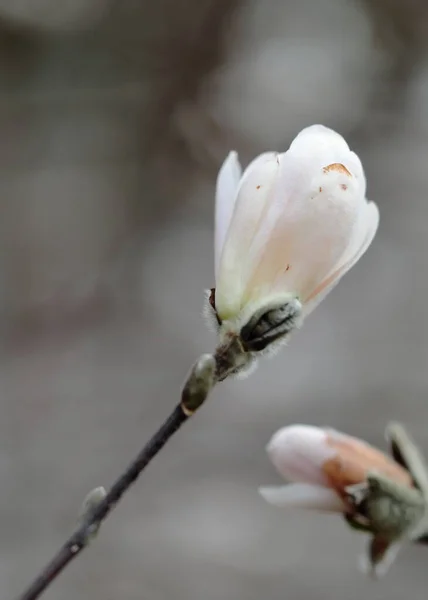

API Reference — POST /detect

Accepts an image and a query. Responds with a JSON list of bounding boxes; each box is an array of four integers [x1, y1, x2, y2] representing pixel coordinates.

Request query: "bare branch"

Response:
[[15, 354, 216, 600]]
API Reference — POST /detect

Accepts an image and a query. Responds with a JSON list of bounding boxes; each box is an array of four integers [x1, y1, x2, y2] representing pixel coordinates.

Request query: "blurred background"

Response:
[[1, 0, 428, 598]]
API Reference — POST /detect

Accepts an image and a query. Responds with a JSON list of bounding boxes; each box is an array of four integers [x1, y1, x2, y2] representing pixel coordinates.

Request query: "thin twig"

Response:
[[15, 354, 216, 600]]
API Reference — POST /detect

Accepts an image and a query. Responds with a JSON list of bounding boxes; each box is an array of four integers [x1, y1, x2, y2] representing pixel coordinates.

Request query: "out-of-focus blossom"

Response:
[[259, 423, 428, 578], [259, 424, 411, 513], [208, 125, 379, 366]]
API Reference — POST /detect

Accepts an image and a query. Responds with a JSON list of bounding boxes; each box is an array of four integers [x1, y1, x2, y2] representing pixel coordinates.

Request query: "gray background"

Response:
[[1, 0, 428, 598]]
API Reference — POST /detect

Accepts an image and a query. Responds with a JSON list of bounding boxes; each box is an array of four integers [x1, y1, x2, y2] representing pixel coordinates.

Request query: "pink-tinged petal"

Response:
[[239, 147, 367, 306], [302, 200, 379, 315], [215, 152, 280, 320], [266, 425, 336, 485], [259, 483, 345, 512], [321, 427, 412, 498], [215, 151, 242, 279]]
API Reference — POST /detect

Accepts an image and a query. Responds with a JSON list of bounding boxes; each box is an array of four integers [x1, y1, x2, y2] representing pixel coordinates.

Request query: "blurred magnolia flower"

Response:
[[207, 125, 379, 378], [259, 423, 428, 578], [259, 424, 412, 513]]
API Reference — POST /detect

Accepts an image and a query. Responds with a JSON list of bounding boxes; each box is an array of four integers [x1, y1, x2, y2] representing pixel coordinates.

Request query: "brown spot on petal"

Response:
[[340, 184, 348, 190], [319, 186, 323, 192], [256, 185, 261, 190], [285, 264, 291, 272], [321, 432, 413, 504], [323, 163, 352, 177]]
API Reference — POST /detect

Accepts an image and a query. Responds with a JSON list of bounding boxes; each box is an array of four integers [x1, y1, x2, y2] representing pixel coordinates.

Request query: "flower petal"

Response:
[[321, 426, 412, 498], [289, 125, 364, 188], [259, 483, 344, 512], [303, 200, 379, 315], [215, 151, 242, 279], [215, 152, 280, 320], [266, 424, 336, 485], [240, 132, 367, 306]]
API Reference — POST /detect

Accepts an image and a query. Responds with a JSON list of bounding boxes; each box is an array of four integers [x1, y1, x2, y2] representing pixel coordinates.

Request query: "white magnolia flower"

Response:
[[207, 125, 379, 369]]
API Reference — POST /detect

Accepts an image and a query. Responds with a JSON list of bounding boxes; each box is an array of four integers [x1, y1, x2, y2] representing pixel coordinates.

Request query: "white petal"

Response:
[[303, 200, 379, 316], [290, 124, 349, 157], [259, 483, 344, 512], [215, 151, 242, 279], [239, 149, 366, 307], [266, 424, 336, 485], [215, 152, 280, 320], [240, 151, 279, 181], [215, 151, 279, 282], [289, 125, 366, 194]]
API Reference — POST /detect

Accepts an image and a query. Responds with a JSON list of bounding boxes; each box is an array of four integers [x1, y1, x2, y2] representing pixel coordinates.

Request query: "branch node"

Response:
[[16, 351, 219, 600], [77, 486, 107, 543], [181, 353, 216, 415]]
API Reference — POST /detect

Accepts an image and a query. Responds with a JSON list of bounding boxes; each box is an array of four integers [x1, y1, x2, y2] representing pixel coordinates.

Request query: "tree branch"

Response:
[[15, 354, 216, 600]]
